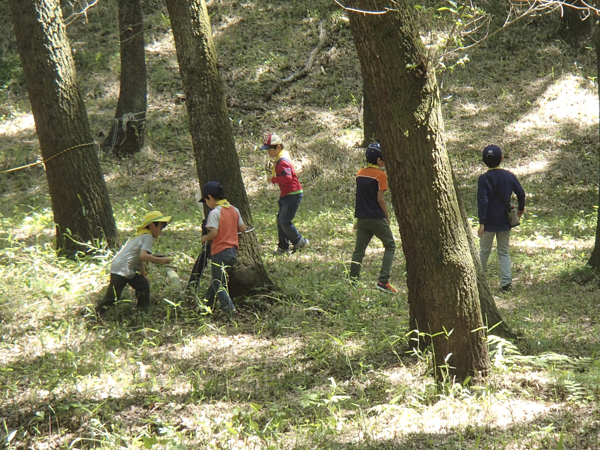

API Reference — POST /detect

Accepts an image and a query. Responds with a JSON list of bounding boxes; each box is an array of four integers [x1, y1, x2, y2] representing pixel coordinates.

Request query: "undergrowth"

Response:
[[1, 0, 600, 449]]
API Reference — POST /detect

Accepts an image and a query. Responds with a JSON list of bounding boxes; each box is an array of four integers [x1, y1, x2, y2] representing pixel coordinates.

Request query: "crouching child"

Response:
[[96, 211, 172, 315], [199, 181, 246, 315]]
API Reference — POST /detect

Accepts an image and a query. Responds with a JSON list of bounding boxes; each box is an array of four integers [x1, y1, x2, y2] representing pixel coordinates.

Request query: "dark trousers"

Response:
[[277, 193, 303, 249], [350, 218, 396, 284], [97, 273, 150, 313], [204, 247, 237, 313]]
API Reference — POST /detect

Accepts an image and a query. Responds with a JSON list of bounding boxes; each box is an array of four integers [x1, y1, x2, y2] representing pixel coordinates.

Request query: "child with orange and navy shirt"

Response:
[[350, 143, 397, 294], [199, 181, 246, 314]]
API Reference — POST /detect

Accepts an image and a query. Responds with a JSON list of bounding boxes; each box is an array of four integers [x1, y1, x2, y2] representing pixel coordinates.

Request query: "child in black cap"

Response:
[[477, 144, 525, 291], [199, 181, 246, 314], [349, 143, 397, 293]]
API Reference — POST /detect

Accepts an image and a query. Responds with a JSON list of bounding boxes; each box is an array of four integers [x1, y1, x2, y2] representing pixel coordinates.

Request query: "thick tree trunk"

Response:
[[9, 0, 118, 255], [587, 22, 600, 269], [101, 0, 147, 157], [164, 0, 272, 296], [361, 86, 377, 147], [347, 0, 490, 382]]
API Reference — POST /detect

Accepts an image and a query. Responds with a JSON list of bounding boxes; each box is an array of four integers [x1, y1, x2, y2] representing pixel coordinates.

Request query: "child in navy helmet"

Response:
[[349, 143, 397, 293], [477, 144, 525, 291]]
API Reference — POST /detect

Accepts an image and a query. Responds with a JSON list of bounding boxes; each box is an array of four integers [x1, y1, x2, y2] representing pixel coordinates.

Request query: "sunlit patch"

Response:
[[506, 75, 598, 136], [0, 113, 36, 137]]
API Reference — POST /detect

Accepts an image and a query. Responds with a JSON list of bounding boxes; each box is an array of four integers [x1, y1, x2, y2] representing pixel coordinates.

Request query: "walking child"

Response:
[[96, 211, 172, 315], [350, 143, 397, 293], [199, 181, 246, 314], [262, 133, 309, 254], [477, 144, 525, 291]]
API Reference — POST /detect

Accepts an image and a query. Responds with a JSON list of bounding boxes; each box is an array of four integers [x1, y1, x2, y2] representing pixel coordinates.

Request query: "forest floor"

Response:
[[1, 1, 600, 449]]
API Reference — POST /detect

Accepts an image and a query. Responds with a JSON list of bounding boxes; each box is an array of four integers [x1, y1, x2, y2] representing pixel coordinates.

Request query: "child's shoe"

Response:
[[273, 247, 291, 255], [294, 238, 310, 250], [376, 281, 398, 294]]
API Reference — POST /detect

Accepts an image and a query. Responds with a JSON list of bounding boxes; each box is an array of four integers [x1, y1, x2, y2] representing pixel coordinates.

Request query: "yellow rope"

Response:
[[0, 141, 97, 175]]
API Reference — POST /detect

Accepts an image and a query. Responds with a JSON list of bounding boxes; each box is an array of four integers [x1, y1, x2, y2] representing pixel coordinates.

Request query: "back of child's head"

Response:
[[200, 181, 225, 202], [365, 142, 383, 164], [482, 145, 502, 168]]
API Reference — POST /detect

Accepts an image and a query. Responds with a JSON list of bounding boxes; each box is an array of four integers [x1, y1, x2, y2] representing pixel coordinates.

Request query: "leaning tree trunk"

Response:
[[9, 0, 118, 255], [588, 21, 600, 270], [347, 0, 490, 382], [164, 0, 272, 296], [101, 0, 147, 157]]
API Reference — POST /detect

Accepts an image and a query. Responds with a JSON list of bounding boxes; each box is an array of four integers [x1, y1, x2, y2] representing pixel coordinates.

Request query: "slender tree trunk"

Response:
[[164, 0, 272, 296], [587, 21, 600, 269], [101, 0, 147, 157], [347, 0, 490, 382], [9, 0, 118, 255]]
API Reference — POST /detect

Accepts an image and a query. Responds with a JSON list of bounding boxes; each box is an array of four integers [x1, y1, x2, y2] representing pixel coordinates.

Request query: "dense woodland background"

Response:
[[1, 0, 600, 448]]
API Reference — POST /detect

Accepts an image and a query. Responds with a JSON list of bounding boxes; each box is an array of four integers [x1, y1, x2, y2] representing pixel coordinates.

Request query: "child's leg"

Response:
[[129, 274, 151, 310], [96, 274, 128, 313], [479, 231, 495, 271], [207, 249, 236, 313], [350, 219, 374, 280], [277, 194, 303, 248], [496, 230, 512, 287], [372, 218, 396, 284]]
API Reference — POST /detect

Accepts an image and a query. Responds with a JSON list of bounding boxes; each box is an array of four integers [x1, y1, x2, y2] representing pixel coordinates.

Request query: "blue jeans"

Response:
[[204, 247, 237, 313], [480, 230, 512, 287], [277, 193, 303, 249]]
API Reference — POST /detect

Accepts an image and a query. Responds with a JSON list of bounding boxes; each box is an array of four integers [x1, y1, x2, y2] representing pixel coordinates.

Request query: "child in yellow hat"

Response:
[[96, 211, 172, 315]]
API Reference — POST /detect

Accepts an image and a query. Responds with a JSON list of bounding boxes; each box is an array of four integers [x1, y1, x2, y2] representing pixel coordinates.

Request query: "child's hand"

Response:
[[162, 257, 171, 265], [266, 176, 272, 183]]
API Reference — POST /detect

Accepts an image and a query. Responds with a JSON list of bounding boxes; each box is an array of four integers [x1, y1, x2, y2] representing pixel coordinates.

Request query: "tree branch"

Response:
[[264, 20, 327, 101]]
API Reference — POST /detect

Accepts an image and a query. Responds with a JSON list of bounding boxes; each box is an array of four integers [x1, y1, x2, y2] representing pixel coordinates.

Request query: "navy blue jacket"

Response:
[[477, 168, 525, 232]]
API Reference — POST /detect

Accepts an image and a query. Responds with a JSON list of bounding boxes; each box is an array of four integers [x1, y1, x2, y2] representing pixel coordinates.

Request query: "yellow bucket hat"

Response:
[[139, 211, 172, 229]]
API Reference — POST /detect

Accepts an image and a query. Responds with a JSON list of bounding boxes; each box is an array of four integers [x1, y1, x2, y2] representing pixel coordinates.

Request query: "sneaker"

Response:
[[376, 281, 398, 294], [273, 247, 291, 255], [294, 238, 310, 250], [500, 284, 512, 292]]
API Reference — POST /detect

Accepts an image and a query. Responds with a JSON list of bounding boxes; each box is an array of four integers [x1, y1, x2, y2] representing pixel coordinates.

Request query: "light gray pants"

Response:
[[479, 229, 512, 288]]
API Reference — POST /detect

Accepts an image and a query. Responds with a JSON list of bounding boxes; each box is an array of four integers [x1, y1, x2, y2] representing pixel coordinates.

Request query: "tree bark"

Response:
[[9, 0, 118, 255], [164, 0, 272, 297], [101, 0, 147, 157], [587, 21, 600, 270], [361, 86, 378, 147], [347, 0, 490, 382]]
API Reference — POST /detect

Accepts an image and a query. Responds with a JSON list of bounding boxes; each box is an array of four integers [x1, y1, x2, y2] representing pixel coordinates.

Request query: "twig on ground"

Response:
[[264, 20, 327, 101]]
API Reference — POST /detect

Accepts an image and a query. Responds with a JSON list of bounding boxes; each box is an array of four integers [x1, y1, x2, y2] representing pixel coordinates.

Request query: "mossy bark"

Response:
[[347, 0, 490, 382], [102, 0, 147, 157], [165, 0, 272, 296], [9, 0, 118, 255]]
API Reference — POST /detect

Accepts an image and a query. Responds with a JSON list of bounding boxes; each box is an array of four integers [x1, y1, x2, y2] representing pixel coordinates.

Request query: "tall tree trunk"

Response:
[[101, 0, 147, 157], [362, 86, 377, 147], [164, 0, 271, 297], [9, 0, 118, 255], [587, 21, 600, 270], [347, 0, 490, 382]]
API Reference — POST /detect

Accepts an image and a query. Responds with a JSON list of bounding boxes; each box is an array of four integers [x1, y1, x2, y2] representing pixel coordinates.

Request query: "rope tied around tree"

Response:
[[0, 141, 98, 175]]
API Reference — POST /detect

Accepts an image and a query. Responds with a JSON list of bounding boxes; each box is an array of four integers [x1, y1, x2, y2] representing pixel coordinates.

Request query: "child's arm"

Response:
[[140, 250, 171, 265], [238, 223, 247, 233], [139, 260, 146, 277], [377, 190, 391, 224], [201, 227, 218, 244]]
